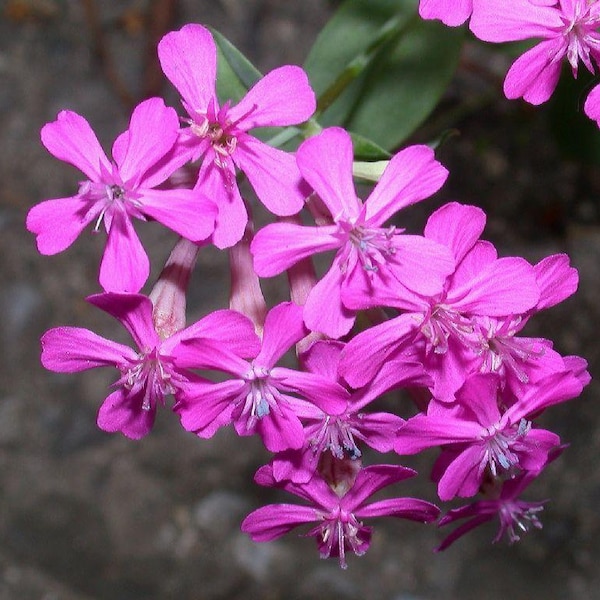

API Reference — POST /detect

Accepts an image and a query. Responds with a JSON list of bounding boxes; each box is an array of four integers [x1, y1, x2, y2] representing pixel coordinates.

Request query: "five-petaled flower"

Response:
[[241, 463, 440, 569], [40, 293, 259, 439], [251, 127, 455, 338], [157, 23, 316, 248], [27, 98, 216, 292]]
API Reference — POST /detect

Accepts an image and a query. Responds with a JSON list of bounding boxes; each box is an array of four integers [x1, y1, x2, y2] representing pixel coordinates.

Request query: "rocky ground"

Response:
[[2, 1, 600, 599]]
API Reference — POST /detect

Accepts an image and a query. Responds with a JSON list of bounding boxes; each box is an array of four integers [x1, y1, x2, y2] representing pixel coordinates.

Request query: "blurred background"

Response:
[[2, 1, 600, 598]]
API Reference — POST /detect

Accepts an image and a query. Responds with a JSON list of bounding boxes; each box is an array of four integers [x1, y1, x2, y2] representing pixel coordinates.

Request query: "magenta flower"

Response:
[[470, 0, 600, 105], [419, 0, 473, 26], [436, 469, 548, 550], [175, 302, 349, 451], [41, 293, 258, 439], [339, 202, 540, 400], [471, 253, 580, 393], [27, 98, 216, 292], [394, 371, 583, 500], [241, 463, 439, 569], [157, 24, 316, 248], [271, 340, 429, 483], [251, 127, 455, 338]]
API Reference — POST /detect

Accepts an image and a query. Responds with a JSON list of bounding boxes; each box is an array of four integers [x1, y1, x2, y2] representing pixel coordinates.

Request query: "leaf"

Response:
[[210, 27, 262, 104], [304, 0, 464, 150], [349, 131, 391, 160]]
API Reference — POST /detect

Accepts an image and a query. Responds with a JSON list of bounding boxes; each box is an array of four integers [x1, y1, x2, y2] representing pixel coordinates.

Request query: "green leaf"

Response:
[[304, 0, 464, 150], [349, 131, 391, 160], [210, 28, 262, 104]]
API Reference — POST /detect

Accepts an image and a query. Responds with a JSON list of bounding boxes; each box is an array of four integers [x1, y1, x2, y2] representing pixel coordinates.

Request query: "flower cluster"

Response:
[[29, 20, 589, 568], [420, 0, 600, 125]]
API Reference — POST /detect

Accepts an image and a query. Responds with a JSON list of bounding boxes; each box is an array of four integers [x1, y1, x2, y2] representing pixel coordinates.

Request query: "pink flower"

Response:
[[271, 340, 429, 483], [251, 127, 455, 338], [27, 98, 216, 292], [394, 371, 583, 500], [436, 469, 548, 550], [470, 253, 580, 393], [241, 463, 439, 569], [419, 0, 473, 26], [470, 0, 600, 105], [338, 202, 540, 400], [41, 293, 258, 439], [175, 302, 349, 452], [157, 24, 316, 248]]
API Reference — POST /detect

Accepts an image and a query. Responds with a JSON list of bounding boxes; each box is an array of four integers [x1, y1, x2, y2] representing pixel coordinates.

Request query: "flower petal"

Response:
[[97, 388, 155, 439], [256, 302, 307, 367], [99, 210, 150, 293], [251, 221, 339, 277], [449, 257, 540, 316], [241, 504, 317, 542], [116, 97, 179, 187], [176, 379, 243, 436], [342, 464, 416, 512], [296, 127, 361, 219], [365, 145, 448, 225], [339, 313, 417, 388], [503, 39, 564, 105], [41, 110, 111, 180], [228, 65, 316, 129], [41, 326, 136, 372], [303, 260, 356, 338], [469, 0, 564, 42], [424, 202, 486, 264], [157, 24, 217, 112], [419, 0, 472, 26], [533, 254, 578, 310], [86, 292, 158, 350], [26, 195, 98, 255], [197, 162, 247, 249], [138, 187, 216, 242], [234, 136, 306, 215], [357, 497, 439, 521]]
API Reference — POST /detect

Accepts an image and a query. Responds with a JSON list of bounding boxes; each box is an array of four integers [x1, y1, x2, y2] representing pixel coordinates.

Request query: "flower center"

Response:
[[121, 347, 177, 411], [236, 365, 280, 429], [498, 500, 545, 543], [310, 415, 362, 460], [420, 304, 476, 354], [79, 180, 141, 233], [310, 509, 369, 570], [478, 318, 545, 384], [481, 418, 531, 477], [561, 3, 600, 73], [336, 220, 398, 276]]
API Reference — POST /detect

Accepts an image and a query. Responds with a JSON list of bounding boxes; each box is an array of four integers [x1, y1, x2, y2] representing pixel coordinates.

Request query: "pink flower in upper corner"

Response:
[[470, 0, 600, 105], [419, 0, 473, 26], [157, 24, 316, 248], [251, 127, 455, 338], [241, 463, 439, 569], [26, 98, 217, 293], [40, 293, 259, 439]]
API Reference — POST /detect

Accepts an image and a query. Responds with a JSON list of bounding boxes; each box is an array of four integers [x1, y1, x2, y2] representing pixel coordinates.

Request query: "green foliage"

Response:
[[304, 0, 464, 151]]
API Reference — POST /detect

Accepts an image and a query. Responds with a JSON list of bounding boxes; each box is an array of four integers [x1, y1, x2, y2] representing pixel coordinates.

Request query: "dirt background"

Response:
[[2, 1, 600, 599]]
